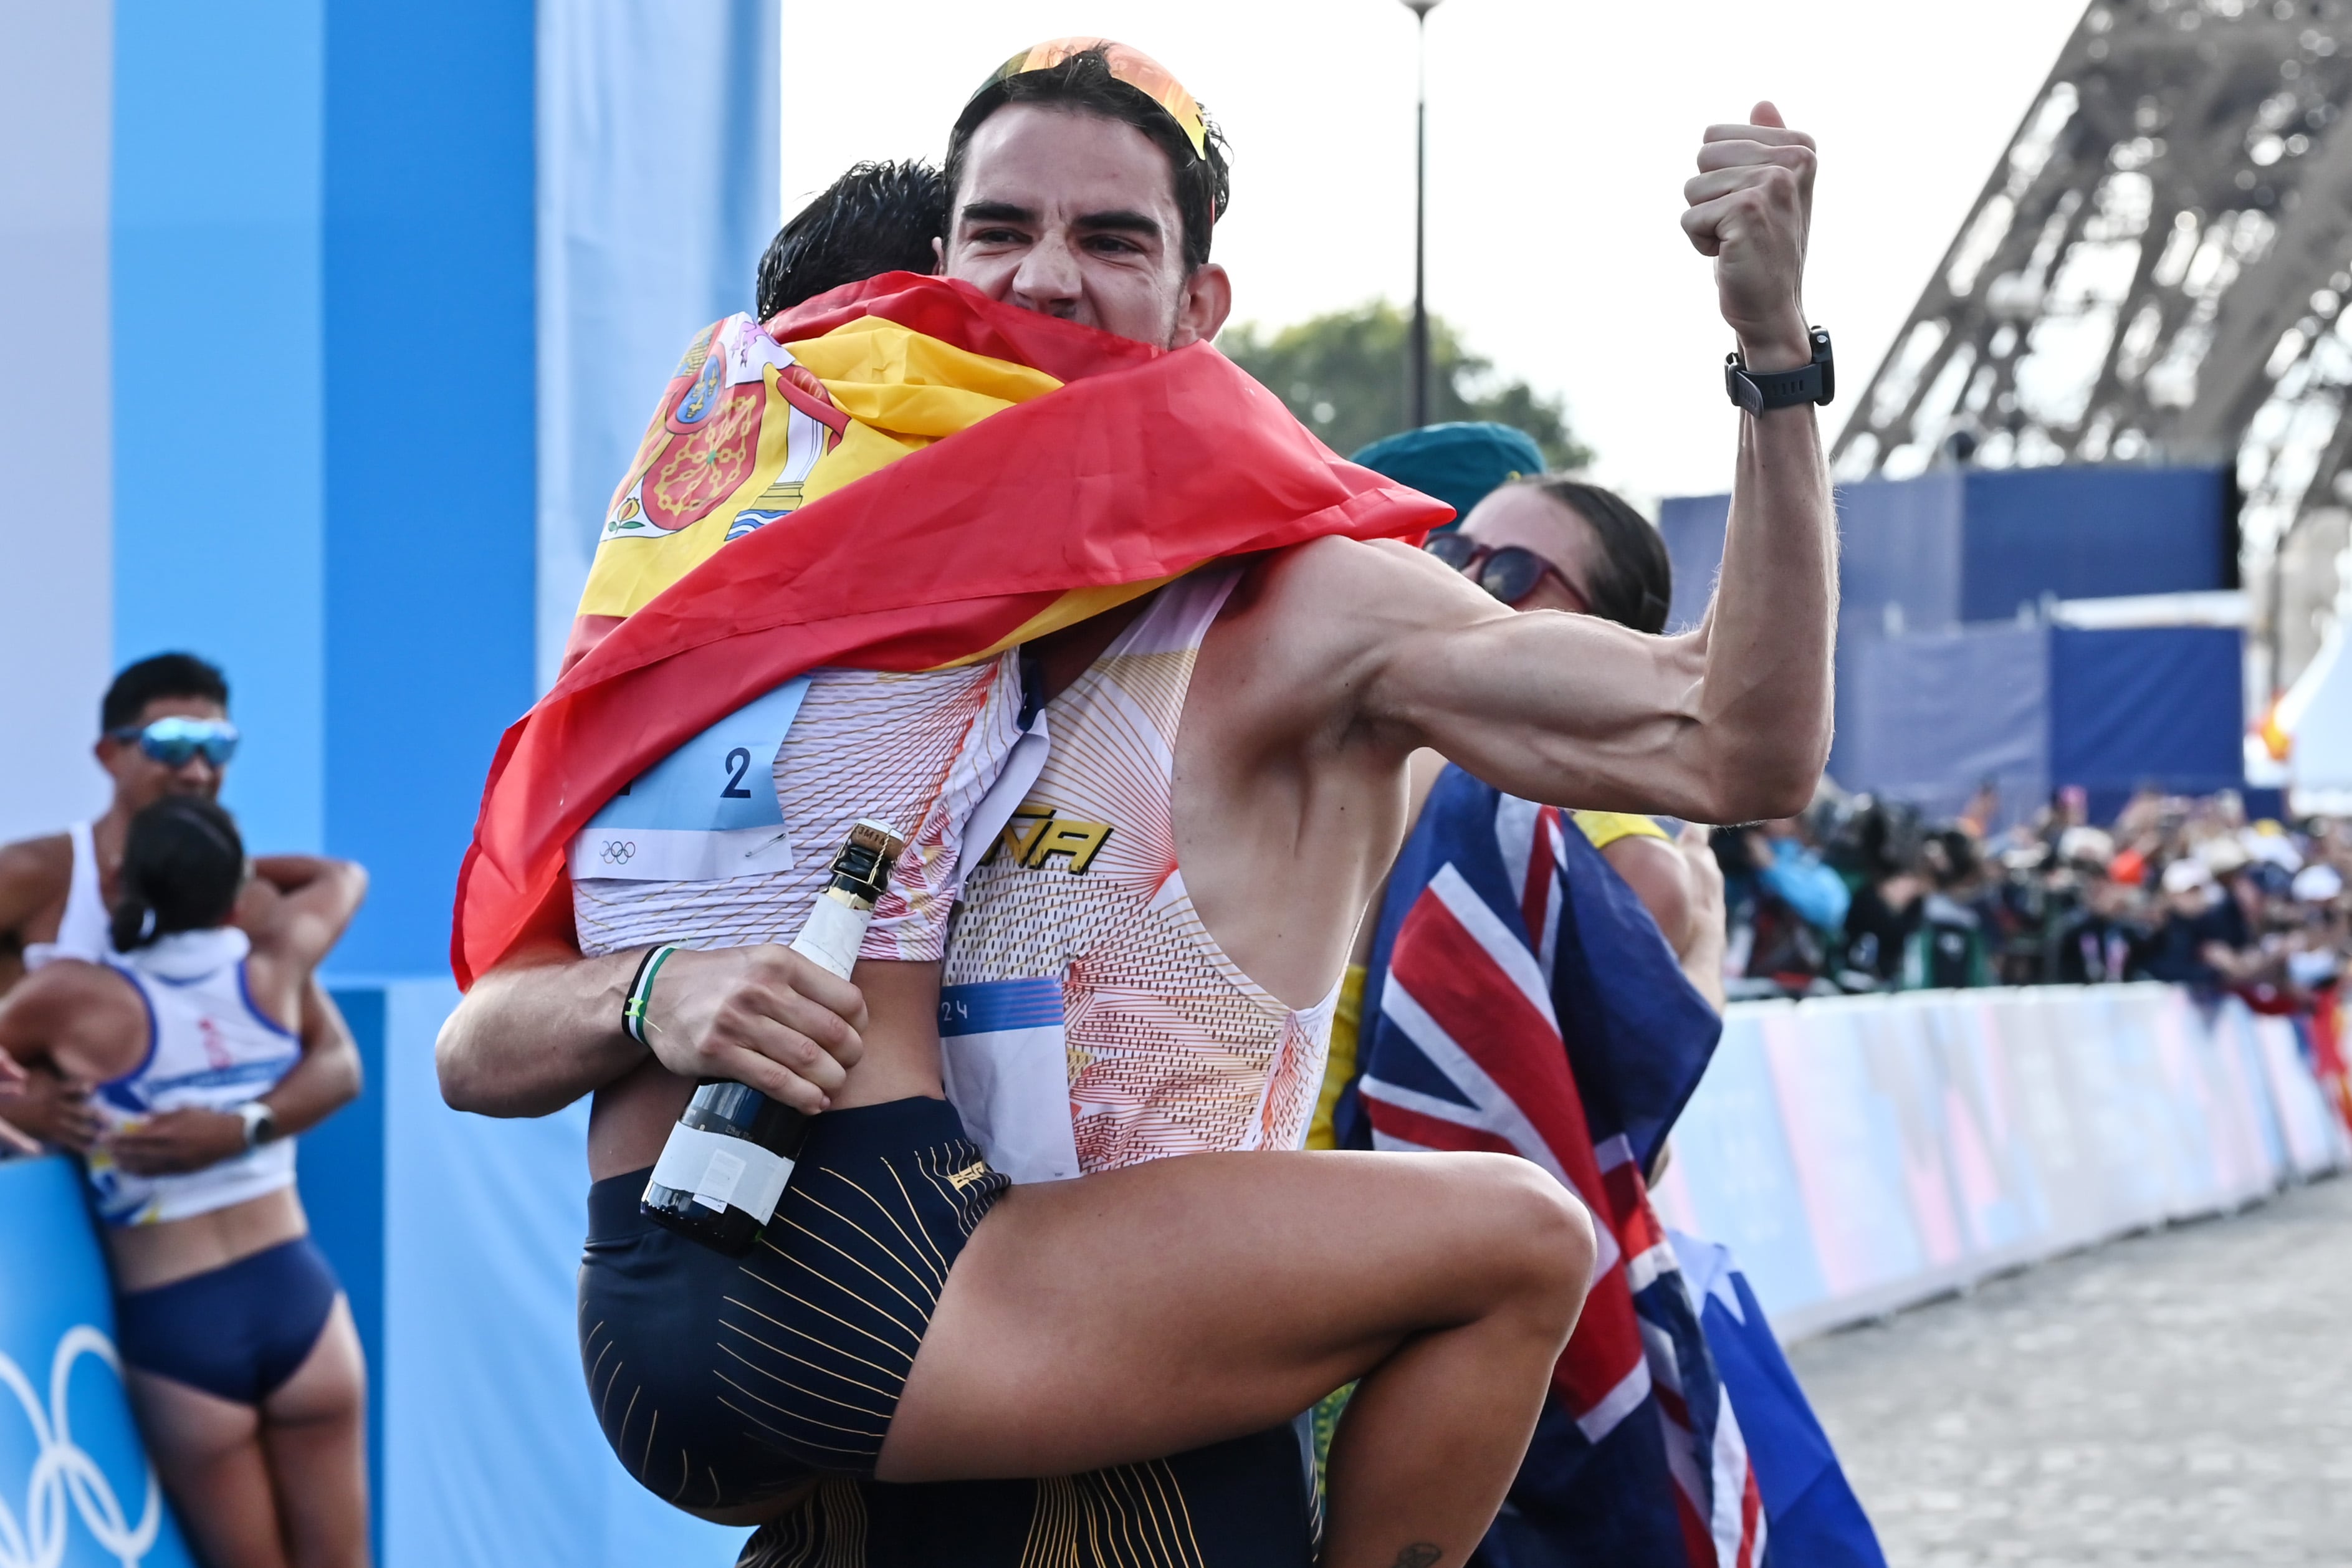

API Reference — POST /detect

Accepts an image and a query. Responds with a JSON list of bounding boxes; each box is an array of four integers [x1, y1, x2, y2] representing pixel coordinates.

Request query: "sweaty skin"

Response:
[[438, 95, 1830, 1568], [1347, 482, 1713, 970]]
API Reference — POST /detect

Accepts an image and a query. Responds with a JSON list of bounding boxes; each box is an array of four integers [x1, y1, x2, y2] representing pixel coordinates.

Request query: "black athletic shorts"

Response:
[[578, 1096, 1007, 1511], [735, 1422, 1320, 1568]]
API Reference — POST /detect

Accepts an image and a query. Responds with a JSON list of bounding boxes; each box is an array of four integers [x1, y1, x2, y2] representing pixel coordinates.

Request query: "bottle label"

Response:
[[649, 1124, 793, 1223], [789, 893, 869, 981], [696, 1147, 747, 1211]]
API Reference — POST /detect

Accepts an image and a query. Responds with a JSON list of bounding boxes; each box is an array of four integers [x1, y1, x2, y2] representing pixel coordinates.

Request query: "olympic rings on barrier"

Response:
[[0, 1325, 168, 1568], [598, 839, 636, 866]]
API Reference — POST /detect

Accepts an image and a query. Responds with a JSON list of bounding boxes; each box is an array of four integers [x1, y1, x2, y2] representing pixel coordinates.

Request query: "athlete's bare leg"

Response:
[[581, 960, 1589, 1561], [881, 1148, 1593, 1568], [127, 1369, 292, 1568], [261, 1299, 371, 1568]]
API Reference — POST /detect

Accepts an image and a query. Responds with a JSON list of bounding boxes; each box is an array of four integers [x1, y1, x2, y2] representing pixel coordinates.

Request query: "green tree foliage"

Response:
[[1221, 300, 1594, 471]]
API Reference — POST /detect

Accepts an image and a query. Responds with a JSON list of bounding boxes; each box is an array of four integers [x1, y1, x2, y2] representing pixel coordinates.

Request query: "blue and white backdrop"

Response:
[[0, 2, 782, 1562]]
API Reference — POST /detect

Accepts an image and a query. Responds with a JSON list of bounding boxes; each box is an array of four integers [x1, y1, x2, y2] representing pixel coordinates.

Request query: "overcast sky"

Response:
[[779, 1, 2087, 506]]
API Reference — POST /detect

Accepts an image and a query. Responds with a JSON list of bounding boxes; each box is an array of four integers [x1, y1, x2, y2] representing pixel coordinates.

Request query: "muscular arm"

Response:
[[1344, 107, 1833, 825], [1602, 835, 1699, 958], [1667, 823, 1729, 1011], [435, 940, 651, 1117], [1283, 516, 1829, 826], [247, 854, 370, 970], [266, 981, 363, 1138], [0, 962, 143, 1085], [436, 938, 868, 1121], [244, 858, 372, 1129]]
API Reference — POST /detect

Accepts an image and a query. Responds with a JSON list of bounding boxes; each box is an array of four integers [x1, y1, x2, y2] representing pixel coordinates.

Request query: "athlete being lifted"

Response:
[[439, 42, 1833, 1568]]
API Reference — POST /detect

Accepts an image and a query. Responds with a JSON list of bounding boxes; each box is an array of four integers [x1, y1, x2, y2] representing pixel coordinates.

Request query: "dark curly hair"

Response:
[[102, 653, 227, 735], [756, 160, 949, 322], [944, 45, 1230, 273]]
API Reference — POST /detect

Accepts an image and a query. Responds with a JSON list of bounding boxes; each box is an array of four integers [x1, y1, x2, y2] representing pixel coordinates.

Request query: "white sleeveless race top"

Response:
[[21, 820, 112, 971], [944, 566, 1341, 1175], [571, 654, 1028, 963], [87, 928, 302, 1227]]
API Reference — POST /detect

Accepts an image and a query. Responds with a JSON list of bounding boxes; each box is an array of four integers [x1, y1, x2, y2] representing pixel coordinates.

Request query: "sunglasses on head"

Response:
[[986, 39, 1211, 161], [1423, 532, 1590, 613], [111, 717, 240, 768]]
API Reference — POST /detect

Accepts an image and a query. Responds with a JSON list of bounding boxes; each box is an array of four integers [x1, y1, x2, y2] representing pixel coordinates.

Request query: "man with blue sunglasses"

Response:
[[0, 653, 363, 1167]]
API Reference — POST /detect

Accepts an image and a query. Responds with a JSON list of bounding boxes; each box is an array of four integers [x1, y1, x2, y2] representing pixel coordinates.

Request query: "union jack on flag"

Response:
[[1339, 767, 1762, 1568]]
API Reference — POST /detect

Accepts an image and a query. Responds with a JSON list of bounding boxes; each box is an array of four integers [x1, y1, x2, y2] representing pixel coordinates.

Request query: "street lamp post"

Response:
[[1403, 0, 1441, 428]]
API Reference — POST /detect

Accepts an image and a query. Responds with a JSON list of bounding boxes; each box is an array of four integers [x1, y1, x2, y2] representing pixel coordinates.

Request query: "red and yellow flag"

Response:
[[452, 274, 1450, 986]]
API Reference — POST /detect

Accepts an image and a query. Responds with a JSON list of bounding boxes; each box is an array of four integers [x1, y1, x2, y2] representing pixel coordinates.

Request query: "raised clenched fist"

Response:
[[1680, 101, 1816, 375]]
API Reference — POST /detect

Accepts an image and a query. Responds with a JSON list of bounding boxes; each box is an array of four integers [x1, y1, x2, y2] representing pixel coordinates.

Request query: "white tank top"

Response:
[[21, 820, 113, 971], [570, 655, 1028, 963], [86, 928, 302, 1227], [945, 566, 1341, 1175]]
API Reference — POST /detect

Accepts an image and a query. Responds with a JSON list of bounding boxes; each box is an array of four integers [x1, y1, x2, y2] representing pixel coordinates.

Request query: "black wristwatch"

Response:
[[1724, 327, 1834, 414]]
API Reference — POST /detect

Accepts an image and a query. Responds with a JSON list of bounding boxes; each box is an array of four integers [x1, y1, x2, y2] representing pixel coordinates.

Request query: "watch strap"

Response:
[[236, 1100, 277, 1149], [1725, 327, 1835, 414]]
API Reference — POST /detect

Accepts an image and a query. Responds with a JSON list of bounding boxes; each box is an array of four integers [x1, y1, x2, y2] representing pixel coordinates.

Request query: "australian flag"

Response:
[[1337, 766, 1760, 1567]]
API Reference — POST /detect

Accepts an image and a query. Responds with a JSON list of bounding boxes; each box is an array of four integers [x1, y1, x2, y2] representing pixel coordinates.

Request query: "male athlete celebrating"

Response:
[[439, 41, 1832, 1566], [1, 654, 363, 1161]]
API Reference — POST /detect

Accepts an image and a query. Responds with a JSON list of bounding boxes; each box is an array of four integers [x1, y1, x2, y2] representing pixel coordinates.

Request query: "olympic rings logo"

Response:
[[598, 840, 636, 866], [0, 1326, 170, 1567]]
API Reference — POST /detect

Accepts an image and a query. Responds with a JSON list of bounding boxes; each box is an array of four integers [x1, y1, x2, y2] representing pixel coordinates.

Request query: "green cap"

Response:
[[1349, 423, 1545, 526]]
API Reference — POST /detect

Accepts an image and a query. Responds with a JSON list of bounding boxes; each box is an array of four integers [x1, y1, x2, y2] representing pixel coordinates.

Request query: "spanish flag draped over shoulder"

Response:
[[452, 273, 1450, 987]]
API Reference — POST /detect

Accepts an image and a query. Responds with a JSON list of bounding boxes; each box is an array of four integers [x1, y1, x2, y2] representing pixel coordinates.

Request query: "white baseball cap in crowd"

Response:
[[2058, 826, 2115, 866], [2161, 858, 2216, 895], [2292, 863, 2344, 902], [2196, 836, 2250, 876]]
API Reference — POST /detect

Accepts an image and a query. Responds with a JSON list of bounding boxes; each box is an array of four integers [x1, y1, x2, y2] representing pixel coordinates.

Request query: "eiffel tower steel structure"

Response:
[[1833, 0, 2352, 682]]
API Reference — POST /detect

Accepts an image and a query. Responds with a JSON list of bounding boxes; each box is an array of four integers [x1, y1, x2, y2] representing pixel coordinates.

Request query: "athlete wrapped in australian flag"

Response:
[[1334, 765, 1883, 1568]]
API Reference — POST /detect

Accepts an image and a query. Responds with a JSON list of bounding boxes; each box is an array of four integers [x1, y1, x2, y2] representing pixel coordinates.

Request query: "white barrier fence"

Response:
[[1648, 983, 2349, 1342]]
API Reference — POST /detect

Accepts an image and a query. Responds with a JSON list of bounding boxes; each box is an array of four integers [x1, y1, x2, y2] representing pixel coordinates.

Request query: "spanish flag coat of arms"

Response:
[[453, 274, 1450, 987]]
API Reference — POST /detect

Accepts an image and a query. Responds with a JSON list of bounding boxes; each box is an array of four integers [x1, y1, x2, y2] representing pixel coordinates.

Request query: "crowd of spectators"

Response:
[[1713, 784, 2352, 1015]]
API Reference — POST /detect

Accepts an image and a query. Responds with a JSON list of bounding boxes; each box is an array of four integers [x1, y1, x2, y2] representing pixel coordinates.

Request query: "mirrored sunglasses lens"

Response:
[[139, 722, 237, 767], [1480, 548, 1546, 605], [1422, 532, 1478, 570], [141, 736, 199, 765]]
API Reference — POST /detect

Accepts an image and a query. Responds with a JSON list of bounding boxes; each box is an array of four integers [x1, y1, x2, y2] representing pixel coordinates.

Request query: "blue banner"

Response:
[[0, 1155, 197, 1568]]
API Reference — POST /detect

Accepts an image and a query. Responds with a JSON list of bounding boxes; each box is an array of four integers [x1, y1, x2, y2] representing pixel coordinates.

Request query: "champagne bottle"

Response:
[[640, 818, 904, 1254]]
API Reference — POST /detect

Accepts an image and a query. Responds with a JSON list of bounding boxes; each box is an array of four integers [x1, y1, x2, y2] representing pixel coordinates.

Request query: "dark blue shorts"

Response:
[[735, 1423, 1319, 1568], [114, 1235, 341, 1405], [580, 1096, 1008, 1511]]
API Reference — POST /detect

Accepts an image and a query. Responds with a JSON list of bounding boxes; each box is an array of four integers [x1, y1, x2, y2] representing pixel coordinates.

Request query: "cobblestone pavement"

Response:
[[1786, 1174, 2352, 1567]]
